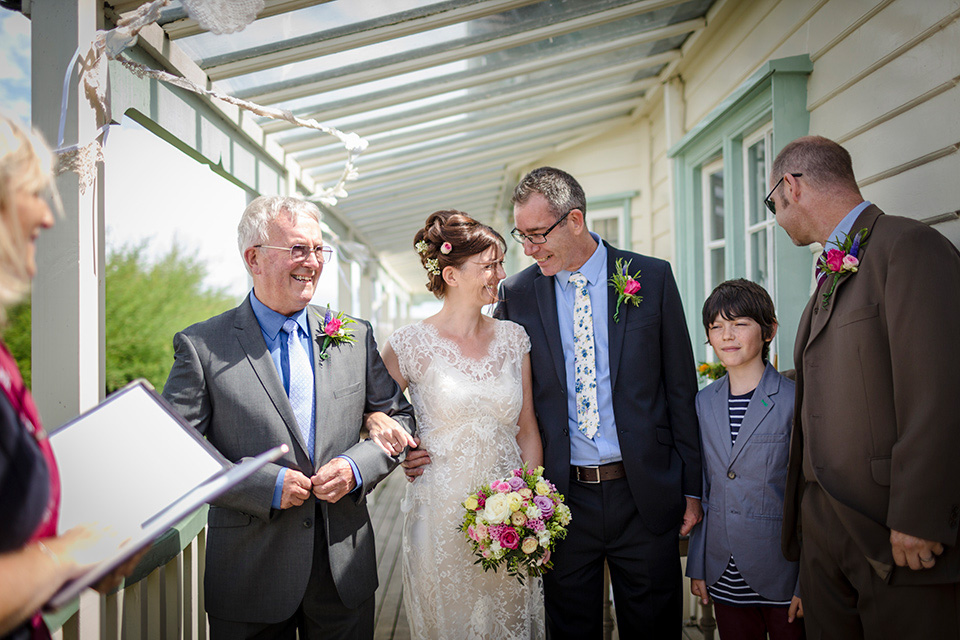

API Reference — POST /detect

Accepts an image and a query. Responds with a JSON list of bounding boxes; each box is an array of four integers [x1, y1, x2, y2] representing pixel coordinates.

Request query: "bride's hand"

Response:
[[401, 437, 431, 482], [365, 411, 417, 457]]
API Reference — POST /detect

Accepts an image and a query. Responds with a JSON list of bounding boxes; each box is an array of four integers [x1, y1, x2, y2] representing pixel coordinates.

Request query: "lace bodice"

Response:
[[389, 319, 543, 639]]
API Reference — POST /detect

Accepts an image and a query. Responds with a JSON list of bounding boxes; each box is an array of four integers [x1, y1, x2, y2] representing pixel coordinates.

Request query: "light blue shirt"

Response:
[[554, 234, 622, 466], [825, 201, 872, 250], [249, 291, 361, 509]]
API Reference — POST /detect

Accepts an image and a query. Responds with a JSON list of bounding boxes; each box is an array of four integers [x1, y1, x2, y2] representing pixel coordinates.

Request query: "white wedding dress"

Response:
[[390, 320, 545, 640]]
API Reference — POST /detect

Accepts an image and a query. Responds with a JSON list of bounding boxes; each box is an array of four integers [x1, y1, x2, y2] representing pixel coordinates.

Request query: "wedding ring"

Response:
[[920, 555, 935, 563]]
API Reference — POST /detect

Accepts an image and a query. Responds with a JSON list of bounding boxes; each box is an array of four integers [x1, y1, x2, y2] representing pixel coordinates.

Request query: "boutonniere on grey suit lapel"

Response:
[[608, 258, 643, 323], [313, 308, 357, 361], [817, 228, 869, 309]]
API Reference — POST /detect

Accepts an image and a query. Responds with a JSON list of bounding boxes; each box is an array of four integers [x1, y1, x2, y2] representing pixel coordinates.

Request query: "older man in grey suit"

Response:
[[163, 195, 415, 639]]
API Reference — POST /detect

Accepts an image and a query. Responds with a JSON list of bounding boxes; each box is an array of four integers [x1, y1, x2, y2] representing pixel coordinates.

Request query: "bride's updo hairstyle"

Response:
[[414, 210, 506, 299]]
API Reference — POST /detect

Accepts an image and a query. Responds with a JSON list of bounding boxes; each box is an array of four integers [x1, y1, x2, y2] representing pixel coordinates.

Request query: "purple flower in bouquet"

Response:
[[507, 476, 525, 491], [527, 517, 545, 532], [533, 495, 555, 519], [500, 528, 520, 550]]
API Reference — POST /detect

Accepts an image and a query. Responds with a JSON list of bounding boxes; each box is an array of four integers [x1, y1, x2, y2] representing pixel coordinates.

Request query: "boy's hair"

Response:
[[702, 279, 777, 362]]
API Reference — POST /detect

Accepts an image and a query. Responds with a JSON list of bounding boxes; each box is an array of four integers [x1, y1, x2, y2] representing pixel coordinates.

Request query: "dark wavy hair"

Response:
[[414, 210, 506, 299], [702, 279, 777, 362]]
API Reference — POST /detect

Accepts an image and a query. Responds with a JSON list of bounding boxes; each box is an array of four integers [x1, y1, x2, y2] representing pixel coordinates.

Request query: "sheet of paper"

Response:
[[50, 384, 223, 541]]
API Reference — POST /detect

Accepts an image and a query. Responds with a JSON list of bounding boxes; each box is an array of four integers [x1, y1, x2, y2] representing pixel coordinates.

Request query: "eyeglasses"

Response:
[[255, 244, 334, 263], [510, 209, 574, 245], [763, 173, 802, 215]]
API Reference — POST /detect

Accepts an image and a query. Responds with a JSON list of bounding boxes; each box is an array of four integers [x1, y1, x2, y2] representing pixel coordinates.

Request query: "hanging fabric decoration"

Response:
[[54, 0, 367, 206]]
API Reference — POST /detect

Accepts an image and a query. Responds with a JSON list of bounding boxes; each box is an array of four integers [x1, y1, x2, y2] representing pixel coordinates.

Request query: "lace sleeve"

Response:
[[388, 324, 430, 384], [501, 320, 531, 356]]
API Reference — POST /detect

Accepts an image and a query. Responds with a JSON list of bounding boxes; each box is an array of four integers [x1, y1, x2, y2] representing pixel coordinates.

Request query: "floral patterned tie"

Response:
[[570, 272, 600, 439], [283, 318, 316, 462]]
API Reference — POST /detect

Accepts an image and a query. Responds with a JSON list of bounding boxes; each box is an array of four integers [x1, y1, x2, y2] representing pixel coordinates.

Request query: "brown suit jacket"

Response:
[[782, 205, 960, 585]]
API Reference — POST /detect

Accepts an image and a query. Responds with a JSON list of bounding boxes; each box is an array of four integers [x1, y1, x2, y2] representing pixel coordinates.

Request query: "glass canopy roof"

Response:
[[147, 0, 716, 290]]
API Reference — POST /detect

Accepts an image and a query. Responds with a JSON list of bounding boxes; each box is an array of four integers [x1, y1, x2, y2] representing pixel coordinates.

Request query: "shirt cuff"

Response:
[[271, 468, 286, 509], [337, 455, 363, 493], [684, 495, 702, 500]]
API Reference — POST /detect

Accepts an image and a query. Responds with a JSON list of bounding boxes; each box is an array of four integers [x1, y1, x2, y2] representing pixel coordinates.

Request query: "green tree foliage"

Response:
[[2, 242, 238, 394]]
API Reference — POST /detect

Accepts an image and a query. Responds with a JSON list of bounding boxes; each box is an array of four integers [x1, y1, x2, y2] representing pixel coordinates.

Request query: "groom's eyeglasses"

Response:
[[510, 209, 574, 245], [256, 244, 334, 264], [763, 173, 802, 215]]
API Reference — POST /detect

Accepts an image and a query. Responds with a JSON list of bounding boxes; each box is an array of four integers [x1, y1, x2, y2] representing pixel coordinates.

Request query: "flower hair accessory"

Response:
[[424, 258, 441, 277], [818, 227, 868, 309], [440, 242, 453, 255], [608, 258, 643, 323], [415, 240, 430, 256]]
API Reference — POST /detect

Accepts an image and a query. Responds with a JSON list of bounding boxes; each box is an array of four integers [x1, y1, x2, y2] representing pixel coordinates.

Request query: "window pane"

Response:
[[708, 168, 724, 240], [750, 229, 769, 291], [592, 217, 619, 246], [746, 138, 767, 226], [710, 247, 725, 289]]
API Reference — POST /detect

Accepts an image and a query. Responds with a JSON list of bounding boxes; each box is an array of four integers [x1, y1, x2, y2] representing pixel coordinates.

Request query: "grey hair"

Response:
[[512, 166, 587, 220], [237, 195, 323, 272], [771, 136, 860, 194]]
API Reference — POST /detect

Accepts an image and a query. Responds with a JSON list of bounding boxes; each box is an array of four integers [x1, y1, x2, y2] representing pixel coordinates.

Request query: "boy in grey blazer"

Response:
[[686, 279, 803, 639]]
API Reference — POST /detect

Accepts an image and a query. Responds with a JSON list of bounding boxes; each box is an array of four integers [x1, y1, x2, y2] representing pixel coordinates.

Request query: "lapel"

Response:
[[308, 306, 334, 468], [708, 375, 733, 463], [234, 298, 310, 463], [534, 273, 567, 389], [729, 363, 779, 467], [805, 206, 883, 348], [606, 243, 627, 388]]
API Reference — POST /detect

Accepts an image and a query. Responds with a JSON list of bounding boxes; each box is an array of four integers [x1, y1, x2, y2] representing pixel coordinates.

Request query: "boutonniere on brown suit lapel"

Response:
[[817, 228, 869, 309], [608, 258, 643, 322], [314, 308, 357, 361]]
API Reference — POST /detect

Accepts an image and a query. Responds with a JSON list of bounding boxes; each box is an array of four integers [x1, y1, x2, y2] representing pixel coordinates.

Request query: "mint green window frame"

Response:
[[587, 191, 637, 250], [668, 55, 812, 370]]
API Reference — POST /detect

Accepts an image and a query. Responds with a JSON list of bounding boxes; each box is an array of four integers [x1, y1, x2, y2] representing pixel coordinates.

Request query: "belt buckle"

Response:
[[579, 465, 600, 484]]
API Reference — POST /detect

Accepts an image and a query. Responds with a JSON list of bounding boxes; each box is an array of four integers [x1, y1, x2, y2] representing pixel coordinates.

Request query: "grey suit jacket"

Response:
[[686, 363, 799, 601], [162, 296, 415, 623]]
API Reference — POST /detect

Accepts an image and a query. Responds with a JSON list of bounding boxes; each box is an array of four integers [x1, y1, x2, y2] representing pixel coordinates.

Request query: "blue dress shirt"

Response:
[[554, 234, 622, 466], [249, 292, 361, 509], [825, 200, 872, 250]]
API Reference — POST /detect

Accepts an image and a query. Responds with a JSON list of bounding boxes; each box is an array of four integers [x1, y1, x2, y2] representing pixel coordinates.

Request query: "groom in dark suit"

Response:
[[494, 167, 703, 636], [775, 136, 960, 638], [163, 196, 414, 639]]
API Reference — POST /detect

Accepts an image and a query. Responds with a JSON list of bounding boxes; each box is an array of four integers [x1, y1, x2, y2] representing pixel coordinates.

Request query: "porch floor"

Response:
[[367, 471, 707, 640]]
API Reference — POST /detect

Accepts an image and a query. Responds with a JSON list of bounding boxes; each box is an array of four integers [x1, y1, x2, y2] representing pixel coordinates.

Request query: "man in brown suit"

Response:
[[774, 136, 960, 639]]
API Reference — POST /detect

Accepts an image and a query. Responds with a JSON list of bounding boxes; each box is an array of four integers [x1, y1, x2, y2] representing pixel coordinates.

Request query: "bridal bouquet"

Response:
[[460, 465, 571, 583]]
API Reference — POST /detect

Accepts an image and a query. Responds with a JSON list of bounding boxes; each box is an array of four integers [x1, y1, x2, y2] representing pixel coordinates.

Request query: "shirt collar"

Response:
[[557, 232, 607, 290], [249, 290, 311, 340], [825, 200, 871, 250]]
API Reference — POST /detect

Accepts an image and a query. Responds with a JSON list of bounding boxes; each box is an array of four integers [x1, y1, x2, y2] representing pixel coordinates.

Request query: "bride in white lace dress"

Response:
[[367, 211, 545, 639]]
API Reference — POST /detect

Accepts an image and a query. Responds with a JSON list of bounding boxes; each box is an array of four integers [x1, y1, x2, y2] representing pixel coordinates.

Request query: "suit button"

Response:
[[727, 471, 736, 480], [562, 428, 569, 436], [303, 518, 313, 529]]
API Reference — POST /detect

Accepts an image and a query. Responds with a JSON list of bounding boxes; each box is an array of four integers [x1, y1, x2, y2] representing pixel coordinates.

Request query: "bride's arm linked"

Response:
[[363, 340, 423, 465], [515, 353, 543, 469]]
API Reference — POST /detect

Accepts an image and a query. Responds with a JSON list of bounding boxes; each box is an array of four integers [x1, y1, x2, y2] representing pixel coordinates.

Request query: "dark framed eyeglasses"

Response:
[[510, 209, 574, 245], [763, 173, 802, 215], [255, 244, 334, 264]]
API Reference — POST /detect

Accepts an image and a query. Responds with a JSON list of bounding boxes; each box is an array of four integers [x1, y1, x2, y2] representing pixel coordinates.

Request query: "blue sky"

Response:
[[0, 9, 31, 125]]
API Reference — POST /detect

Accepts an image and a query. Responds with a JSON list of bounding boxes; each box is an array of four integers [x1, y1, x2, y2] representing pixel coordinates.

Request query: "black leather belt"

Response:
[[570, 462, 626, 484]]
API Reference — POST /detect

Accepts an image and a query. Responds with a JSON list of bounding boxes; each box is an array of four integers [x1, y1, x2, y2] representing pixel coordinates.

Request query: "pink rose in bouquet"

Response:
[[825, 248, 845, 272]]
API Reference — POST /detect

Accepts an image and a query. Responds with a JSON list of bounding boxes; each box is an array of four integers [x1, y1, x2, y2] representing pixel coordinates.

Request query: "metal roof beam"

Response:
[[341, 176, 502, 216], [346, 186, 501, 224], [240, 12, 704, 104], [202, 0, 545, 79], [360, 195, 497, 235], [259, 44, 679, 135], [159, 0, 333, 40]]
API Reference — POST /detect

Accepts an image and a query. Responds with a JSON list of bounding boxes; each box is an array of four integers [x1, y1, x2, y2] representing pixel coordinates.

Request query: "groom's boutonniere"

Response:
[[818, 228, 869, 309], [314, 307, 357, 361], [608, 258, 643, 323]]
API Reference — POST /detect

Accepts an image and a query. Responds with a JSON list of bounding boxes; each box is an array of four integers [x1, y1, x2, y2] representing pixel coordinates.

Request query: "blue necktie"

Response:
[[282, 318, 315, 462]]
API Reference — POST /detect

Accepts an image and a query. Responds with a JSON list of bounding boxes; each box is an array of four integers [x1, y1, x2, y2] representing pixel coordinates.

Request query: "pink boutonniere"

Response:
[[608, 258, 642, 323], [314, 307, 357, 361], [818, 228, 868, 309]]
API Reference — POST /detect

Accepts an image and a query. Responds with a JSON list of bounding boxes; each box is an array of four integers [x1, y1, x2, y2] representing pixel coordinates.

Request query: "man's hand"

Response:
[[680, 496, 703, 536], [788, 596, 803, 623], [891, 528, 944, 570], [365, 411, 417, 457], [280, 469, 313, 509], [311, 458, 357, 503], [690, 578, 709, 605], [401, 437, 431, 482]]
